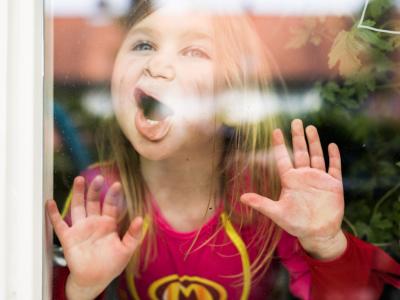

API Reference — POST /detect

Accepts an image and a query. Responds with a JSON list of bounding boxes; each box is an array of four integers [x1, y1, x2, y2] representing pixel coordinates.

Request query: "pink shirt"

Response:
[[54, 165, 399, 300], [123, 199, 282, 299]]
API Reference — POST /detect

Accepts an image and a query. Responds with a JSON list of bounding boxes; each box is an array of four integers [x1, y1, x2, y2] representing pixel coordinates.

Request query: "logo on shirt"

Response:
[[148, 274, 227, 300]]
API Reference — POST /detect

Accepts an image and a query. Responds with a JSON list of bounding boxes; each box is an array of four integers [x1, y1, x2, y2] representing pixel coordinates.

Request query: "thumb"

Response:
[[122, 217, 144, 253], [240, 193, 282, 222]]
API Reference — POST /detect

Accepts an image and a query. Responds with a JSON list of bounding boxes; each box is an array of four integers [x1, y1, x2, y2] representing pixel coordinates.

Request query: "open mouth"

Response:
[[136, 89, 174, 122], [134, 88, 174, 141]]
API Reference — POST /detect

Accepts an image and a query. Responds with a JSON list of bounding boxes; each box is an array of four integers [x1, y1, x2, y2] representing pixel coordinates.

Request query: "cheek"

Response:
[[111, 59, 145, 110], [111, 60, 127, 110], [110, 75, 122, 112], [175, 63, 216, 128], [179, 62, 214, 96]]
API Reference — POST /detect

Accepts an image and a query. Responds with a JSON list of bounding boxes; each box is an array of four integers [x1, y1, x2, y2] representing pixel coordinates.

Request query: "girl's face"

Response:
[[111, 8, 219, 161]]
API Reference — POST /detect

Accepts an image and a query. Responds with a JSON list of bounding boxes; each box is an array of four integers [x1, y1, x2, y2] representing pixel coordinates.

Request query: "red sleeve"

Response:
[[300, 232, 400, 300], [52, 266, 70, 300], [52, 266, 107, 300]]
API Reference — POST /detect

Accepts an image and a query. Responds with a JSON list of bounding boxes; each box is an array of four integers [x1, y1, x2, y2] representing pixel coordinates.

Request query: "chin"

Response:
[[137, 148, 172, 161], [132, 139, 183, 162]]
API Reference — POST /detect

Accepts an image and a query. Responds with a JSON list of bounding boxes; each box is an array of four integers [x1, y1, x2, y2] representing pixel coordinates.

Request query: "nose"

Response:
[[144, 53, 176, 81]]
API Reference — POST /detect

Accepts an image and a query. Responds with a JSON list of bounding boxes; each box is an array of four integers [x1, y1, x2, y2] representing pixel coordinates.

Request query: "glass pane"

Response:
[[50, 1, 400, 299]]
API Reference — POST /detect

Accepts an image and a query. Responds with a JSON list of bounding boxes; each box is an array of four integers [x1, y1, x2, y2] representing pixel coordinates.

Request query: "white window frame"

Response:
[[0, 0, 52, 299]]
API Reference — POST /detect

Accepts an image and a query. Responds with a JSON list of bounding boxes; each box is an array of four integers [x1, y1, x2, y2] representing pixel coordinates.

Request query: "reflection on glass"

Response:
[[50, 0, 400, 299]]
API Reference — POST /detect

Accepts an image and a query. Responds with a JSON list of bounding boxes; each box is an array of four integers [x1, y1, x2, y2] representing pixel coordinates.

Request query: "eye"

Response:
[[132, 41, 155, 52], [183, 48, 210, 59]]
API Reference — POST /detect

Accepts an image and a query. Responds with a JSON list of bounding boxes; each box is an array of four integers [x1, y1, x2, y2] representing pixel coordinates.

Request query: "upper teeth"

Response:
[[146, 119, 160, 125]]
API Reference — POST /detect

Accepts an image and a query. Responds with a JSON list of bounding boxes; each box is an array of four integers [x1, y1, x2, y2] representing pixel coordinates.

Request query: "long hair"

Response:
[[98, 0, 282, 285]]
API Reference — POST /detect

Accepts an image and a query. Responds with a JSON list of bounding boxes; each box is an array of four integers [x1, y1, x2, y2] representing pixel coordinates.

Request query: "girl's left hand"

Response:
[[241, 119, 347, 260]]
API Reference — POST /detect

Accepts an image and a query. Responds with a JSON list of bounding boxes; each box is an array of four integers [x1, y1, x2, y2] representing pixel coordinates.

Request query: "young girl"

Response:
[[48, 1, 400, 299]]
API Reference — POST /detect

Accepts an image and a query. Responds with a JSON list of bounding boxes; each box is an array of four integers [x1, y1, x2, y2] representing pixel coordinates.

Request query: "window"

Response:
[[2, 0, 399, 299]]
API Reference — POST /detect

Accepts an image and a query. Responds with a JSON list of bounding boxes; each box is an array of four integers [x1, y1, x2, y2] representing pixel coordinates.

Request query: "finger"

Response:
[[102, 182, 123, 219], [86, 176, 104, 217], [291, 119, 310, 168], [272, 129, 293, 177], [122, 217, 144, 252], [305, 125, 326, 171], [71, 176, 87, 223], [46, 199, 69, 240], [240, 193, 282, 223], [328, 143, 342, 180]]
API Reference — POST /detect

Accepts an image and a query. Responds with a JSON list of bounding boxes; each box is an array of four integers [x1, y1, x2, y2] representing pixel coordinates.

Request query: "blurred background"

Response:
[[52, 0, 400, 298]]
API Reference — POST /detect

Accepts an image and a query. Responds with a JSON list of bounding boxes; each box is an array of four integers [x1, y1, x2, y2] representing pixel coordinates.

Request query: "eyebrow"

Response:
[[128, 26, 158, 38], [128, 26, 213, 42]]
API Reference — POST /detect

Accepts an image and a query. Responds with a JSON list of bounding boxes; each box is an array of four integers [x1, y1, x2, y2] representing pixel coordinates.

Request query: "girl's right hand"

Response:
[[46, 176, 143, 300]]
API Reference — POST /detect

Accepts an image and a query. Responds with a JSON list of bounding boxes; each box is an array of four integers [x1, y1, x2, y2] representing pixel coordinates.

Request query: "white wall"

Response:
[[0, 0, 49, 299], [0, 0, 8, 296]]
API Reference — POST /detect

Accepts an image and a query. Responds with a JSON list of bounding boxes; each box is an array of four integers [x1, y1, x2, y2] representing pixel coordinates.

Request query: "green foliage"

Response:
[[317, 77, 374, 109], [366, 0, 393, 20], [315, 0, 400, 255]]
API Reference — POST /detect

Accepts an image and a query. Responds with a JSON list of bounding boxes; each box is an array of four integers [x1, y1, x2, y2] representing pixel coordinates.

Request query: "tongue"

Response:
[[135, 109, 172, 141]]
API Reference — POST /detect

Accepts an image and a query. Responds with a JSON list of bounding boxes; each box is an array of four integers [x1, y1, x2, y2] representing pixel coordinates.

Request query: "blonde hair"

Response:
[[99, 0, 282, 286]]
